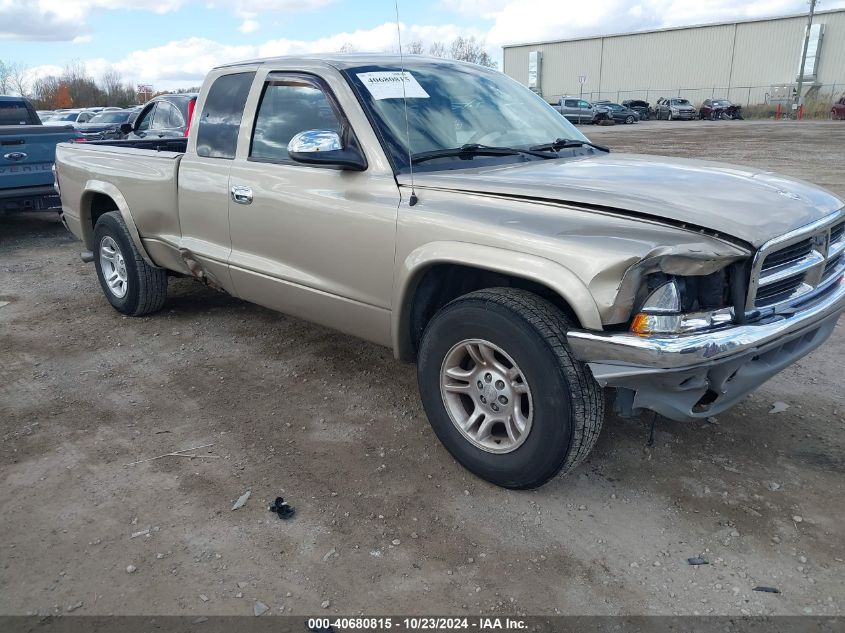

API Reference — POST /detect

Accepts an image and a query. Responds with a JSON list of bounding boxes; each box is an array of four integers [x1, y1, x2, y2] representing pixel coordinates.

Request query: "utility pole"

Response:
[[794, 0, 817, 112]]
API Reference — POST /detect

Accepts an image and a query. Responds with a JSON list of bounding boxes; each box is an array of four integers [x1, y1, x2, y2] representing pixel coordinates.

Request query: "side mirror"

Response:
[[119, 123, 134, 135], [287, 130, 366, 171]]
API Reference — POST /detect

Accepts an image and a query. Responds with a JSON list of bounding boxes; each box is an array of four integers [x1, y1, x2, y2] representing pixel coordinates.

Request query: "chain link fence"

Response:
[[571, 83, 844, 111]]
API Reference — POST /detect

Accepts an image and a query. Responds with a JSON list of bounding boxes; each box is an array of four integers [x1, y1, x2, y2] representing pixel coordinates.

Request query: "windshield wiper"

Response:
[[529, 138, 610, 153], [410, 143, 557, 165]]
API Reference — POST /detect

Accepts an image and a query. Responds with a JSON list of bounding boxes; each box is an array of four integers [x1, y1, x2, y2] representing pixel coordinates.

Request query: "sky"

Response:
[[2, 0, 844, 91]]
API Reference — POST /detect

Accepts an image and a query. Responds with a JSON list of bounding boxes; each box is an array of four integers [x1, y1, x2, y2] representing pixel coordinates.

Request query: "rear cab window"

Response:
[[0, 100, 37, 125], [196, 72, 255, 159]]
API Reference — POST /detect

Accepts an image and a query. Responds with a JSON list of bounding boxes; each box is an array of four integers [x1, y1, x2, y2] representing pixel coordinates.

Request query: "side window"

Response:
[[250, 77, 343, 163], [152, 101, 184, 129], [196, 72, 255, 159], [578, 100, 590, 108], [135, 104, 156, 131], [563, 99, 577, 107]]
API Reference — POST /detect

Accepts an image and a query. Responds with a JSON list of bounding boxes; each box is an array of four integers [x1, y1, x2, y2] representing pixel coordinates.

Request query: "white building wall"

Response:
[[503, 9, 845, 106]]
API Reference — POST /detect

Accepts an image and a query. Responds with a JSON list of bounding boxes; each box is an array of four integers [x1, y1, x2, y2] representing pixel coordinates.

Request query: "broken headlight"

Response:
[[630, 271, 734, 336]]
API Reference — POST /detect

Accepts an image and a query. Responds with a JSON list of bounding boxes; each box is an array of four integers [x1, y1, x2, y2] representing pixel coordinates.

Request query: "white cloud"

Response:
[[444, 0, 845, 46], [25, 22, 479, 90], [239, 18, 260, 33], [0, 0, 335, 42]]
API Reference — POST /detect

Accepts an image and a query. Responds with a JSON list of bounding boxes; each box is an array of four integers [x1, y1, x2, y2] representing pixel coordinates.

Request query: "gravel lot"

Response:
[[1, 120, 844, 617]]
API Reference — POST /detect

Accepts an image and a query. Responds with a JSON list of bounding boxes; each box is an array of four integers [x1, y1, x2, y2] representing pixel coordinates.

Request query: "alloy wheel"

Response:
[[439, 338, 534, 454], [99, 236, 129, 298]]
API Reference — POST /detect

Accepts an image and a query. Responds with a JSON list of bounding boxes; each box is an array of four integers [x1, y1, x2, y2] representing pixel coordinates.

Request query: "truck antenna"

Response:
[[394, 0, 418, 206]]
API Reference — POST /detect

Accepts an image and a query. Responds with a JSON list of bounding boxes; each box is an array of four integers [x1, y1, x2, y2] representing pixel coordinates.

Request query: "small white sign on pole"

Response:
[[578, 75, 587, 85]]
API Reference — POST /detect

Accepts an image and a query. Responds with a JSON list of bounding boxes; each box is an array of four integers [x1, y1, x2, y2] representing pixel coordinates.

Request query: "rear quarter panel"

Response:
[[56, 142, 182, 253]]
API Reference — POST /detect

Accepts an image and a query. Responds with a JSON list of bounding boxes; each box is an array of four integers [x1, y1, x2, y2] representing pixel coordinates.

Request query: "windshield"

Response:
[[89, 111, 130, 123], [343, 62, 588, 173], [52, 112, 80, 121], [671, 99, 691, 106]]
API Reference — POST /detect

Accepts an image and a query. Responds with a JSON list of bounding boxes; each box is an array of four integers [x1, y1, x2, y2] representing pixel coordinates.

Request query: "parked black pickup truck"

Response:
[[1, 96, 76, 213]]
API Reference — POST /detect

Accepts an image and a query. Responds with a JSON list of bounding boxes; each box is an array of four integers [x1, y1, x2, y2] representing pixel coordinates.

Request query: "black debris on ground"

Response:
[[269, 496, 296, 520]]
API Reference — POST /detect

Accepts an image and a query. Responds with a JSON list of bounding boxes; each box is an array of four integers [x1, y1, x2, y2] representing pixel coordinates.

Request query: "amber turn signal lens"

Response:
[[630, 313, 652, 336]]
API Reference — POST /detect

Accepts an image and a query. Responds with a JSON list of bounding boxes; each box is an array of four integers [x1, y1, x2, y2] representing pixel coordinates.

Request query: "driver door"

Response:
[[226, 71, 400, 345]]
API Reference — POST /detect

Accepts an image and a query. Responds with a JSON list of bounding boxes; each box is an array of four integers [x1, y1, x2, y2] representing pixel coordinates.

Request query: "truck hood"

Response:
[[404, 153, 844, 248]]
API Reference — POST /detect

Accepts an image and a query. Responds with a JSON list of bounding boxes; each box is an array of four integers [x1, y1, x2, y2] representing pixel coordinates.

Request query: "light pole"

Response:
[[794, 0, 817, 113]]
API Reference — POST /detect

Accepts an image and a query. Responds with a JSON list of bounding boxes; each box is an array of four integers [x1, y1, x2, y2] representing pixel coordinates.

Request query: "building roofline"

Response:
[[502, 8, 844, 49]]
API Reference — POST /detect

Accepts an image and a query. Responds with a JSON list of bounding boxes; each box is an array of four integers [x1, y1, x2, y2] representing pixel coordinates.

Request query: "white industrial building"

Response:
[[502, 9, 845, 107]]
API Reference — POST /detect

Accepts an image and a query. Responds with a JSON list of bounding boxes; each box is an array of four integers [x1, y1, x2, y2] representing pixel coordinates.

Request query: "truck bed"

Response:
[[55, 139, 185, 249]]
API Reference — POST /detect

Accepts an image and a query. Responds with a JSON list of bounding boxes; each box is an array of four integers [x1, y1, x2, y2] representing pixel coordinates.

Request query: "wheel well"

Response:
[[87, 192, 119, 235], [403, 263, 580, 362]]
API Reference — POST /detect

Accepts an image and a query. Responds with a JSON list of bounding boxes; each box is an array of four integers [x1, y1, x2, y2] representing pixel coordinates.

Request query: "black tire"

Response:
[[93, 210, 168, 316], [417, 288, 605, 489], [625, 115, 635, 124]]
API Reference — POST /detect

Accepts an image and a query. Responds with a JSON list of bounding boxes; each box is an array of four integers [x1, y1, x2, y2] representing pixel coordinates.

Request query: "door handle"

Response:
[[230, 185, 253, 205]]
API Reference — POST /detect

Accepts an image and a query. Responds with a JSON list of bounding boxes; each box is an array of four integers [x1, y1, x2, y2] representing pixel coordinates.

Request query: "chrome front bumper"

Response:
[[569, 276, 845, 369], [567, 275, 845, 420]]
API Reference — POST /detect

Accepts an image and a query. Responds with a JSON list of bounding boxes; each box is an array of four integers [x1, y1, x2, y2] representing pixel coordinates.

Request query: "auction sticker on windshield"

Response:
[[356, 72, 430, 100]]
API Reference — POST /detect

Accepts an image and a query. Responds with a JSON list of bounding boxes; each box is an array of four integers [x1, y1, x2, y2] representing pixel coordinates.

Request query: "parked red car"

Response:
[[832, 97, 845, 120], [699, 98, 743, 120]]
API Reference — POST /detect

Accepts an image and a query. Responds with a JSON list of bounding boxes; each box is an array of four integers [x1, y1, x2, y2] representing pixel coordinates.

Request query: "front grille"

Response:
[[748, 211, 845, 311], [755, 274, 806, 304], [824, 253, 844, 279], [761, 238, 813, 270], [831, 221, 844, 245], [755, 273, 806, 306]]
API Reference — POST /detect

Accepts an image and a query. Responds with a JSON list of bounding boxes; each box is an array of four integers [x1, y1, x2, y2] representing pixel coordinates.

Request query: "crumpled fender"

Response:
[[393, 241, 603, 361]]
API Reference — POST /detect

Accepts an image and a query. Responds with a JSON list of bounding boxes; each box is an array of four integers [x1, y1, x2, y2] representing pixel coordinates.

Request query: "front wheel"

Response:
[[93, 210, 168, 316], [417, 288, 605, 489], [625, 115, 635, 124]]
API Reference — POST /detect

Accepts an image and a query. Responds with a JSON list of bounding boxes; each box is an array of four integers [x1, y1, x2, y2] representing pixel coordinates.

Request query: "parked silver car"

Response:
[[654, 97, 697, 120], [552, 97, 609, 124]]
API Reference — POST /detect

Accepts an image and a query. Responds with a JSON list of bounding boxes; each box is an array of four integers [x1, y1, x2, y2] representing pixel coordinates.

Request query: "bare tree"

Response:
[[62, 60, 105, 107], [99, 68, 136, 107], [0, 60, 9, 94], [406, 39, 425, 55], [8, 64, 29, 97], [449, 35, 497, 68], [338, 42, 356, 53], [0, 61, 29, 96], [428, 41, 447, 58]]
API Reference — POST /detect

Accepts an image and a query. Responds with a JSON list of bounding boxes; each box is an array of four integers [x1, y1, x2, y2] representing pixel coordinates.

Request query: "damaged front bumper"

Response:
[[567, 275, 845, 421]]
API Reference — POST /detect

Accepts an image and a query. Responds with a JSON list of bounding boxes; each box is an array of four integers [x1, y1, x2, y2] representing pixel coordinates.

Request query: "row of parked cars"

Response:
[[36, 93, 198, 141], [1, 92, 198, 214], [551, 96, 745, 124]]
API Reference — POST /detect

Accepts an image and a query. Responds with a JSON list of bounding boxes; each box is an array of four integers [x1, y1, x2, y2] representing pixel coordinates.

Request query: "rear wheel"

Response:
[[417, 288, 605, 489], [93, 211, 167, 316]]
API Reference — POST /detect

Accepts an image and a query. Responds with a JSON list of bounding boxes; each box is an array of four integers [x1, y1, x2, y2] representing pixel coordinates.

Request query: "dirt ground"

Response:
[[1, 120, 844, 618]]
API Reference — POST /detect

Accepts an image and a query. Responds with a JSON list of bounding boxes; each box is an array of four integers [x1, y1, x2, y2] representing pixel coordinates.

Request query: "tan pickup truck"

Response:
[[55, 55, 845, 488]]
